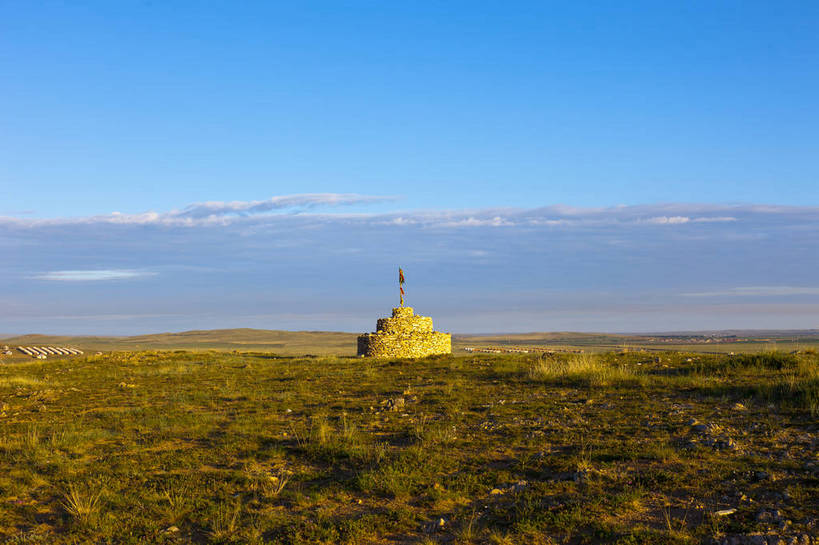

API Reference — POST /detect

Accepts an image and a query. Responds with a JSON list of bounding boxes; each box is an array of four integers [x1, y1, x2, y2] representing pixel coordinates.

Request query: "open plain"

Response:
[[0, 347, 816, 544]]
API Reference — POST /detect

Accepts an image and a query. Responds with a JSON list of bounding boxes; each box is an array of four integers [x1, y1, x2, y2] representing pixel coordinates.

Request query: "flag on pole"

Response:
[[399, 268, 405, 306]]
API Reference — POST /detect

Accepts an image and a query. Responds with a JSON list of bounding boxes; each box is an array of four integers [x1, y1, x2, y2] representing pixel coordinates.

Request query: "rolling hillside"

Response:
[[1, 329, 360, 356]]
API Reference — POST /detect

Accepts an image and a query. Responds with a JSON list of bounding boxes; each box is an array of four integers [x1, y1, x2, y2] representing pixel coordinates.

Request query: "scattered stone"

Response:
[[720, 534, 813, 545], [716, 508, 737, 516], [512, 480, 528, 492], [687, 421, 741, 451], [382, 397, 405, 411]]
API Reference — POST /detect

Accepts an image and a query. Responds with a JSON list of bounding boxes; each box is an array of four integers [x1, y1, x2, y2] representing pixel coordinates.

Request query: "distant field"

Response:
[[1, 329, 360, 357], [0, 349, 816, 543], [456, 330, 819, 355], [3, 329, 819, 360]]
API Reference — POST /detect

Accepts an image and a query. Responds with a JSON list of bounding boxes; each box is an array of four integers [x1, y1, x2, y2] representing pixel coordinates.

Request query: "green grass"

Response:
[[0, 350, 816, 543]]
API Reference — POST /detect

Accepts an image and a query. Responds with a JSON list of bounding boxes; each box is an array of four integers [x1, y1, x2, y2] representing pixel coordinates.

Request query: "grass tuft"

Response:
[[61, 484, 102, 527]]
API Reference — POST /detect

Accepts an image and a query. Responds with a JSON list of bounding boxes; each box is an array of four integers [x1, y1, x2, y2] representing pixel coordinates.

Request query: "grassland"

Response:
[[0, 349, 816, 544]]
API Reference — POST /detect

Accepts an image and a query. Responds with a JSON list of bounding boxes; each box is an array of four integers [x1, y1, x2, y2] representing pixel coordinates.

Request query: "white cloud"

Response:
[[34, 270, 156, 282], [2, 200, 817, 231], [4, 200, 819, 333], [692, 216, 736, 223], [636, 215, 735, 225], [2, 193, 396, 228], [683, 286, 819, 297], [437, 216, 515, 227], [643, 216, 690, 225], [175, 194, 396, 219]]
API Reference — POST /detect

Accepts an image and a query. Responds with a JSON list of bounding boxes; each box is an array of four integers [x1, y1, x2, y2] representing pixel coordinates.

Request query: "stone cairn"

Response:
[[357, 306, 451, 358], [357, 268, 451, 358]]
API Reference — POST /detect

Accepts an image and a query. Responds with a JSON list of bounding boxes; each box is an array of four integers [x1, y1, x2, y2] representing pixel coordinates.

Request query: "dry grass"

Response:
[[528, 353, 637, 386], [61, 484, 103, 526], [0, 350, 815, 544], [0, 376, 43, 388]]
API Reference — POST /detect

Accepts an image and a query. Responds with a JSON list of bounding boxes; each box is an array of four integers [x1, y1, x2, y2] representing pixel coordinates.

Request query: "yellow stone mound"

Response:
[[358, 307, 451, 358]]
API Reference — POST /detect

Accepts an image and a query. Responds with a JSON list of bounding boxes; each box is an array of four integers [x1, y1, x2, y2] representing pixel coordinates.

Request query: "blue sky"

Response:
[[1, 2, 818, 334]]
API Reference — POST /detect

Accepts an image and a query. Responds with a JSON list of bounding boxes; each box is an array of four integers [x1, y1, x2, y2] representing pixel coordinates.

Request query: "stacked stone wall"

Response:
[[358, 307, 451, 358], [376, 315, 433, 333]]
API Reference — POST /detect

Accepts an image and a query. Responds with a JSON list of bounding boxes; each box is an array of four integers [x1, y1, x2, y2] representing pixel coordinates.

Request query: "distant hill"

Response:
[[1, 328, 360, 356], [3, 328, 818, 357], [2, 329, 629, 356]]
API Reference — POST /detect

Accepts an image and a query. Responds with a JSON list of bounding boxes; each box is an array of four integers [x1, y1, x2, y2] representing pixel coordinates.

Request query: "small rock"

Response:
[[513, 480, 528, 492], [385, 397, 405, 411], [163, 526, 179, 534]]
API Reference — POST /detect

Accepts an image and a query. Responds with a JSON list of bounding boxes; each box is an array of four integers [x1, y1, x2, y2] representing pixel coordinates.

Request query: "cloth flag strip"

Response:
[[399, 268, 405, 306]]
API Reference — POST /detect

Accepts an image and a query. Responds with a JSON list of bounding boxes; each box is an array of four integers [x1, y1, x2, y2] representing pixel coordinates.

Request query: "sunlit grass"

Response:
[[528, 353, 640, 386], [0, 376, 43, 388], [0, 349, 814, 543], [61, 484, 103, 527]]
